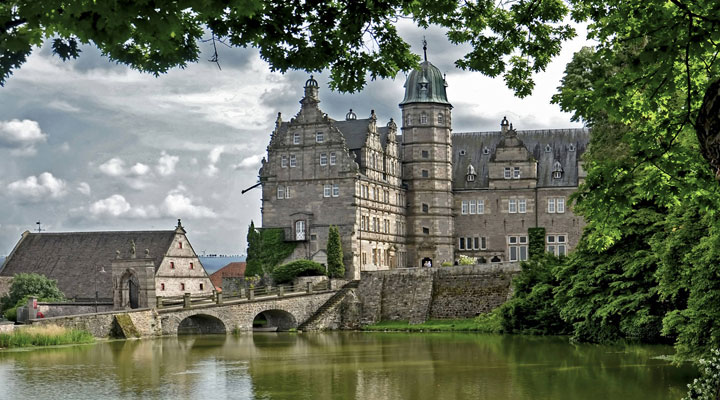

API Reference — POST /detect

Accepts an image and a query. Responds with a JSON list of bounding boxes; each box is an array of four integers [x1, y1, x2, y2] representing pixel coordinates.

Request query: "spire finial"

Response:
[[422, 36, 427, 62]]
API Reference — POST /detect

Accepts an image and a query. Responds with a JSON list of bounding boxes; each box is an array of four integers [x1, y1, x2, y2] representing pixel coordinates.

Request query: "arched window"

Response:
[[420, 113, 428, 124], [295, 220, 306, 241], [437, 113, 444, 124]]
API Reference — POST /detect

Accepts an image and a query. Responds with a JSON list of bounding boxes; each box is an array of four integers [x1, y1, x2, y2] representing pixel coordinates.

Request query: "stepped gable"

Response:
[[452, 128, 589, 189], [333, 118, 391, 150], [0, 231, 175, 299]]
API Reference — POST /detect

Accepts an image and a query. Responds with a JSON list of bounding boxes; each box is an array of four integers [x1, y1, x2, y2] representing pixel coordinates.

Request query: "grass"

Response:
[[363, 312, 503, 333], [0, 324, 95, 348]]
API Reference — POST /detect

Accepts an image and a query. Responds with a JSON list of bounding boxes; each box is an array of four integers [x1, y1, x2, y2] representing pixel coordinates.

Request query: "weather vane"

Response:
[[422, 36, 428, 62]]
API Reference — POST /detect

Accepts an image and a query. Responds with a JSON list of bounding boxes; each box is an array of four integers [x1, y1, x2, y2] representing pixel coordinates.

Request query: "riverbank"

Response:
[[0, 324, 94, 349], [362, 314, 501, 333]]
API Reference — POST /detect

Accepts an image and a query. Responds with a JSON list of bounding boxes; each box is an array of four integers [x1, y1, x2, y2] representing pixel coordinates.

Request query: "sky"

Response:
[[0, 20, 591, 257]]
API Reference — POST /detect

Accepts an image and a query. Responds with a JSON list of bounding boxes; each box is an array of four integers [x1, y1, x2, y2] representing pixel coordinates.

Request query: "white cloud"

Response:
[[0, 119, 48, 155], [130, 162, 150, 176], [77, 182, 91, 196], [156, 151, 179, 176], [234, 154, 264, 170], [99, 158, 126, 176], [58, 142, 71, 152], [204, 146, 224, 177], [88, 194, 158, 218], [162, 188, 217, 218], [7, 172, 66, 200]]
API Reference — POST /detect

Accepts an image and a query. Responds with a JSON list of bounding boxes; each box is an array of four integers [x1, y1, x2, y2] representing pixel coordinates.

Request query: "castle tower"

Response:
[[400, 53, 454, 267]]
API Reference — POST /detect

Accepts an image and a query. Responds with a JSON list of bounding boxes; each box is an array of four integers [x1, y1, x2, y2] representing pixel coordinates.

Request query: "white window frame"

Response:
[[281, 155, 287, 168], [504, 167, 511, 179], [461, 201, 468, 215], [509, 199, 517, 213], [469, 200, 476, 214], [438, 113, 444, 124], [277, 185, 285, 199], [481, 237, 487, 250], [290, 154, 297, 167], [513, 167, 521, 179], [518, 198, 526, 213], [293, 132, 300, 145], [330, 152, 336, 165], [295, 220, 306, 241], [320, 153, 327, 166], [557, 198, 565, 213], [548, 198, 556, 213], [547, 234, 568, 256], [332, 184, 339, 197], [477, 199, 485, 214], [323, 184, 331, 198], [316, 131, 324, 143], [508, 235, 528, 262]]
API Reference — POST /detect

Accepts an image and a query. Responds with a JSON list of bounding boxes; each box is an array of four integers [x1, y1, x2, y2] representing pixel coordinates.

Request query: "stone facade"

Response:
[[154, 227, 213, 297], [258, 60, 589, 278]]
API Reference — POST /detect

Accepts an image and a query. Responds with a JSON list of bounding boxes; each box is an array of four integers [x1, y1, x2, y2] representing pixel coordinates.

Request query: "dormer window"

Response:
[[483, 147, 490, 155], [316, 132, 324, 143], [569, 143, 576, 152], [545, 144, 552, 153], [552, 161, 564, 179], [466, 164, 477, 182], [420, 113, 428, 124], [293, 132, 300, 145], [459, 150, 466, 156]]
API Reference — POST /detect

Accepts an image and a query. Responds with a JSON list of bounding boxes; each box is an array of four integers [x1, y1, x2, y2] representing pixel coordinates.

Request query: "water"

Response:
[[0, 333, 696, 400]]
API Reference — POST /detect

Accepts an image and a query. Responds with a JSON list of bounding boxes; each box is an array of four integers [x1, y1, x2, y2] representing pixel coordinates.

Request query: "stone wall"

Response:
[[0, 276, 12, 298], [38, 302, 114, 318], [358, 263, 520, 325], [30, 308, 161, 338]]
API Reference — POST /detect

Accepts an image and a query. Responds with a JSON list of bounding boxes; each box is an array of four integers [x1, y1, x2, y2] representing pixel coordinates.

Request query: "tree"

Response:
[[245, 221, 263, 277], [244, 222, 297, 278], [1, 0, 574, 93], [326, 225, 344, 278], [1, 273, 65, 319]]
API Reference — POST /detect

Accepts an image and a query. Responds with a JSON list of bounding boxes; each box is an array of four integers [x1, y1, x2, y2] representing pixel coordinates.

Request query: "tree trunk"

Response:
[[696, 78, 720, 180]]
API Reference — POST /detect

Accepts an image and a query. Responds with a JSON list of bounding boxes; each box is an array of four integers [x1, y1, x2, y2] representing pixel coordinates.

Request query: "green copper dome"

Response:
[[400, 61, 451, 106]]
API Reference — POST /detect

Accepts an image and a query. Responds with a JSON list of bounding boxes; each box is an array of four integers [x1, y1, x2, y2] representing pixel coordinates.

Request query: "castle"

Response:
[[258, 58, 589, 279]]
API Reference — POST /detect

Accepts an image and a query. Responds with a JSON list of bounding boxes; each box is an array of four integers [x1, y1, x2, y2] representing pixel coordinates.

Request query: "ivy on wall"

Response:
[[245, 221, 297, 277], [528, 227, 546, 260]]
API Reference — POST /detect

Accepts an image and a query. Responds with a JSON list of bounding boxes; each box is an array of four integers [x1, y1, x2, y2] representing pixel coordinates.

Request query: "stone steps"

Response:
[[297, 280, 358, 330]]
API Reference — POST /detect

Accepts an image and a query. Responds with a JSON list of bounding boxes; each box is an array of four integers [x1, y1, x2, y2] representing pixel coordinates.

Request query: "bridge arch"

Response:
[[177, 313, 227, 335], [253, 309, 297, 331]]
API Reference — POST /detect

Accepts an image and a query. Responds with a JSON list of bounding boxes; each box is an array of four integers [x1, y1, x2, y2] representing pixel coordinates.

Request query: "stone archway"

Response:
[[421, 257, 433, 268], [177, 314, 227, 335], [252, 309, 297, 332], [119, 269, 140, 309]]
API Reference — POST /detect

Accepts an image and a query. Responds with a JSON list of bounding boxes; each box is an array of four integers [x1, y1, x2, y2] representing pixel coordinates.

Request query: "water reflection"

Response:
[[0, 333, 696, 400]]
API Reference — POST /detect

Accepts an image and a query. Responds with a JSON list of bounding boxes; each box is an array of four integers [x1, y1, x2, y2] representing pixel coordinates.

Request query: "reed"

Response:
[[0, 324, 94, 348]]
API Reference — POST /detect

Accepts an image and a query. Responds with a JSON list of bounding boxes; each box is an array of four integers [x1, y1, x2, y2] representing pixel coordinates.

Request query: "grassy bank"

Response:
[[363, 313, 502, 333], [0, 325, 94, 348]]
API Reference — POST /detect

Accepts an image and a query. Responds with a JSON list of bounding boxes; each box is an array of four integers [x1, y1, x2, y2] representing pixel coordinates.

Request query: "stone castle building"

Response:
[[258, 58, 588, 279]]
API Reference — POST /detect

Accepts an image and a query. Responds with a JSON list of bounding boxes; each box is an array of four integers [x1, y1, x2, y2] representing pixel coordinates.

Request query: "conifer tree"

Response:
[[245, 221, 262, 277], [326, 226, 344, 278]]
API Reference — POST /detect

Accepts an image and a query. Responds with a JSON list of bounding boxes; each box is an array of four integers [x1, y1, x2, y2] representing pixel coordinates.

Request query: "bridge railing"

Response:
[[156, 280, 331, 309]]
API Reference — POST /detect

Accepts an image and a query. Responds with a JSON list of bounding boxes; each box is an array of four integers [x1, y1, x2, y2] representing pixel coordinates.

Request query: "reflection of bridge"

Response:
[[30, 282, 355, 337]]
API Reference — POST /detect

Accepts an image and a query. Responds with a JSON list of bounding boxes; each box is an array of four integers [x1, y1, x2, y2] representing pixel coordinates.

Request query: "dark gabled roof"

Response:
[[452, 128, 589, 189], [333, 119, 390, 150], [0, 231, 176, 299]]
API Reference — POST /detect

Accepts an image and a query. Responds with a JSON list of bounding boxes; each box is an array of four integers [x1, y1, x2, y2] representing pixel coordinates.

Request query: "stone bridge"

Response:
[[30, 289, 339, 337]]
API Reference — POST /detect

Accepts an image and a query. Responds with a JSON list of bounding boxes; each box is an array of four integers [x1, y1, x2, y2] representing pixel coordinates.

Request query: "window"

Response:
[[459, 237, 465, 250], [422, 227, 430, 235], [509, 199, 517, 213], [330, 152, 336, 165], [384, 190, 389, 203], [316, 132, 324, 142], [421, 150, 429, 158], [420, 113, 428, 124], [180, 283, 185, 291], [190, 262, 194, 269], [504, 167, 511, 179], [422, 203, 429, 213], [477, 200, 485, 214], [422, 170, 429, 178], [178, 242, 182, 249], [569, 144, 576, 152], [362, 252, 367, 265], [293, 132, 300, 144], [548, 197, 565, 213], [406, 115, 412, 125], [324, 184, 332, 197], [469, 200, 476, 214], [369, 187, 373, 200], [170, 262, 175, 269], [277, 185, 285, 199], [332, 184, 339, 197], [547, 235, 567, 256], [200, 283, 204, 291], [545, 144, 552, 153], [553, 171, 562, 179], [295, 220, 306, 240], [361, 215, 366, 230], [483, 147, 490, 155], [480, 237, 487, 250], [362, 185, 368, 198], [438, 113, 444, 124], [473, 237, 480, 250], [518, 198, 526, 213], [461, 201, 468, 214], [373, 187, 379, 201], [281, 155, 287, 168], [513, 167, 521, 179], [161, 283, 165, 291], [508, 235, 528, 262], [290, 154, 297, 167], [384, 219, 390, 233], [320, 153, 327, 166]]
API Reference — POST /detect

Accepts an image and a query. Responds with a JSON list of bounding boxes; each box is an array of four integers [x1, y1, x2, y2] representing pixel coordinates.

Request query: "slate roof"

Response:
[[0, 231, 176, 299], [334, 119, 390, 150], [209, 262, 246, 291], [452, 128, 590, 189]]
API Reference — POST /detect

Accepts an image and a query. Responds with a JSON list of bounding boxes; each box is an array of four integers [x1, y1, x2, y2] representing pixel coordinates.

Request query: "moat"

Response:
[[0, 332, 695, 399]]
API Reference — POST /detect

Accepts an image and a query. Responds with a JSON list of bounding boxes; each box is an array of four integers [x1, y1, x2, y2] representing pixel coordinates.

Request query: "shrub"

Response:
[[271, 260, 326, 284], [245, 222, 298, 277], [327, 226, 345, 278], [683, 348, 720, 400], [458, 255, 476, 265]]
